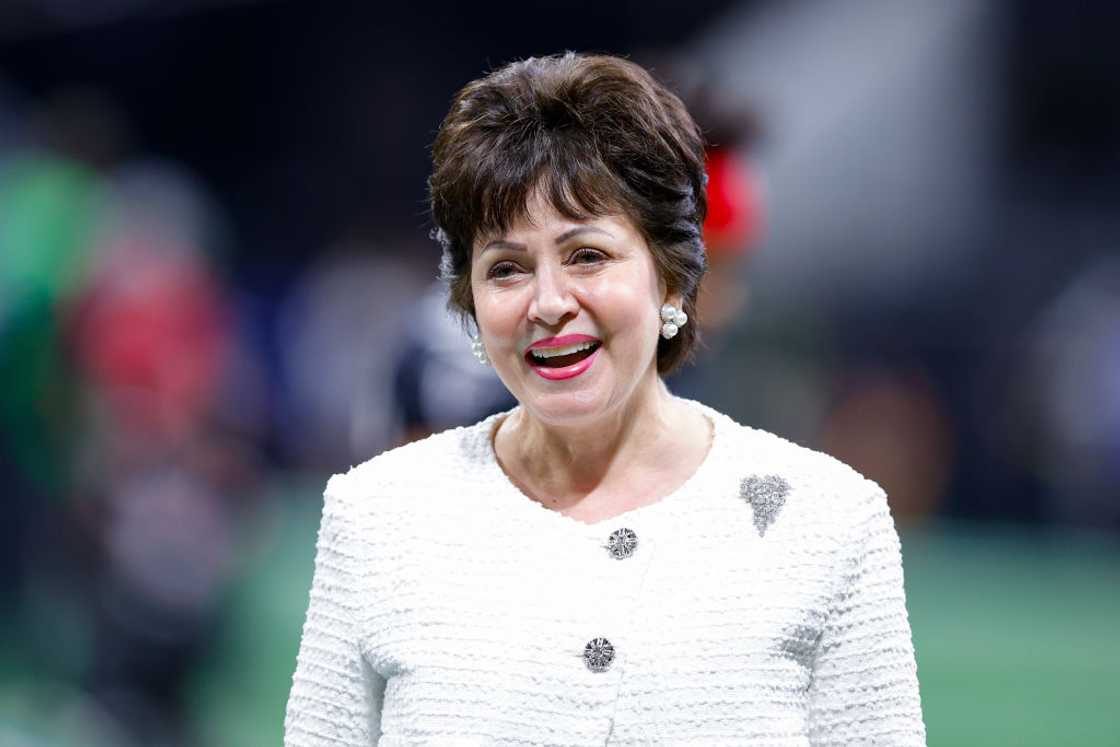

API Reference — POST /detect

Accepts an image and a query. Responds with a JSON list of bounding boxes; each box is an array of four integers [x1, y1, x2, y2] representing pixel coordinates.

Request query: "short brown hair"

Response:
[[429, 52, 708, 374]]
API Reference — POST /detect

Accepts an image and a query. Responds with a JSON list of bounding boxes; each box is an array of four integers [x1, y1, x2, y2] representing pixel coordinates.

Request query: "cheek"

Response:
[[583, 272, 659, 330], [473, 287, 526, 343]]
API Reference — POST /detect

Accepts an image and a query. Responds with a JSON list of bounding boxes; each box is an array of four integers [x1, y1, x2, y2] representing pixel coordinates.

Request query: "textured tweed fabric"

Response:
[[284, 400, 926, 745]]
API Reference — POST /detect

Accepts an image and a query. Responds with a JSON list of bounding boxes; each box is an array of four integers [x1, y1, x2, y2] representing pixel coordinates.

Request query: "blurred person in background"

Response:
[[285, 52, 925, 745], [387, 278, 512, 443], [0, 88, 264, 745], [389, 278, 515, 443]]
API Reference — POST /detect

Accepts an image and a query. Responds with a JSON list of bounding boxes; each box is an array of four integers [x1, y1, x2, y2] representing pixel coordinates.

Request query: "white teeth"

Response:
[[530, 341, 595, 359]]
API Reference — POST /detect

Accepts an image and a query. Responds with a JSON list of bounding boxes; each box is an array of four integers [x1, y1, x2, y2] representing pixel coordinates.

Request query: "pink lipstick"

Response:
[[525, 334, 601, 381]]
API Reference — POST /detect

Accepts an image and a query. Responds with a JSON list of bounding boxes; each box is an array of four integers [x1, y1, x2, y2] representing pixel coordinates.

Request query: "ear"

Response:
[[662, 291, 684, 309]]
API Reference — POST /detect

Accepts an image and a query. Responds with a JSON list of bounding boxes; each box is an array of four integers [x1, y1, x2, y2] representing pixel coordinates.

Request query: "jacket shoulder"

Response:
[[713, 410, 887, 521], [322, 415, 498, 518]]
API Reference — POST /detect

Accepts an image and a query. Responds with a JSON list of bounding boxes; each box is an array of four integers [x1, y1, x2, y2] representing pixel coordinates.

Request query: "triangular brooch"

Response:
[[739, 474, 791, 536]]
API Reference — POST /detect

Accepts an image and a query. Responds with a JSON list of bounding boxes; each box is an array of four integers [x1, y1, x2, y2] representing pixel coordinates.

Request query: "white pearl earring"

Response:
[[660, 303, 688, 340], [470, 334, 490, 365]]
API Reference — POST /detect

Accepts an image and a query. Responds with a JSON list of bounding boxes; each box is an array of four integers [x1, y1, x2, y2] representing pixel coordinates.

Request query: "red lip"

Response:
[[525, 334, 600, 353]]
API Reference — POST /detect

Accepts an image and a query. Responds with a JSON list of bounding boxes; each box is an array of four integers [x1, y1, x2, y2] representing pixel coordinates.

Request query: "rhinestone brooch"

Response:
[[739, 474, 791, 536]]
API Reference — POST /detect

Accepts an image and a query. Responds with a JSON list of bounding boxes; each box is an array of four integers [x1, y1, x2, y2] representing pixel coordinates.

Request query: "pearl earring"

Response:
[[660, 303, 688, 340], [470, 334, 490, 365]]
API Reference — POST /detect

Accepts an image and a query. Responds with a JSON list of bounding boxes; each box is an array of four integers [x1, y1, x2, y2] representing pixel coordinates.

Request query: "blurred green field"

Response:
[[902, 523, 1120, 746]]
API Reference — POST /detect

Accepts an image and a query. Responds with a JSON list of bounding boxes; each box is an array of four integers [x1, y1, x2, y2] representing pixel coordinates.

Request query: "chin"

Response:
[[515, 378, 617, 426]]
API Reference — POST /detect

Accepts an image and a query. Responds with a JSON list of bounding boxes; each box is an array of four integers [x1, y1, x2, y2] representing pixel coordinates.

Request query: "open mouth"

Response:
[[525, 340, 602, 368]]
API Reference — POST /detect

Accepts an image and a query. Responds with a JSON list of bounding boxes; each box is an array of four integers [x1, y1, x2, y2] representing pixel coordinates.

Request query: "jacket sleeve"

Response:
[[807, 486, 926, 745], [285, 476, 385, 746]]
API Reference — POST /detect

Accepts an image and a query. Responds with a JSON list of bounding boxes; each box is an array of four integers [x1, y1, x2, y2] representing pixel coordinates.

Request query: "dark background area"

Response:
[[0, 0, 740, 266]]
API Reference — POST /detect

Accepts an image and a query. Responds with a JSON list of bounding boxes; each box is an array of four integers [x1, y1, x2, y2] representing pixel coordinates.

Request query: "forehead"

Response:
[[472, 190, 643, 254]]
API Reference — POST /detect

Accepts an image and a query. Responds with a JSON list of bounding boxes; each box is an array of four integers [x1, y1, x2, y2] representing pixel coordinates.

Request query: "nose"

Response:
[[527, 264, 578, 327]]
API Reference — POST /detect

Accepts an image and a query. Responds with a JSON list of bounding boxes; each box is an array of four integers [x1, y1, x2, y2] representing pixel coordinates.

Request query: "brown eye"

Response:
[[487, 261, 520, 279], [570, 247, 606, 264]]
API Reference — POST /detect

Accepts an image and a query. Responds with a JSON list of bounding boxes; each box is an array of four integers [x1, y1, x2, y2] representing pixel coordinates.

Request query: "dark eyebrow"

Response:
[[555, 226, 614, 244], [480, 226, 615, 255], [480, 239, 526, 254]]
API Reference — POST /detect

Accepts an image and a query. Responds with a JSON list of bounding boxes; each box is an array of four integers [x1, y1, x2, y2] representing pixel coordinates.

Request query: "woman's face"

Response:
[[471, 194, 675, 427]]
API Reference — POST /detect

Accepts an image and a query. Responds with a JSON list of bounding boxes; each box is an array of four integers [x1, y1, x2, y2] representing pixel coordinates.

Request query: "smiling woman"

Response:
[[284, 52, 927, 745], [470, 199, 682, 433], [431, 53, 708, 376]]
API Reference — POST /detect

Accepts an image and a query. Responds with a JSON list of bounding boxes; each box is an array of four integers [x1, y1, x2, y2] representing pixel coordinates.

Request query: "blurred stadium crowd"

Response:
[[1, 1, 1118, 745]]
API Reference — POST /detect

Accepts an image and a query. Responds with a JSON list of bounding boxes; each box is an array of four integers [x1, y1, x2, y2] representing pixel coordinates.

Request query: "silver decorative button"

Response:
[[583, 637, 615, 672], [605, 528, 638, 559]]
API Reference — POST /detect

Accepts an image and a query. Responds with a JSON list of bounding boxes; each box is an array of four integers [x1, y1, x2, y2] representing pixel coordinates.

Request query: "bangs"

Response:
[[467, 135, 630, 249]]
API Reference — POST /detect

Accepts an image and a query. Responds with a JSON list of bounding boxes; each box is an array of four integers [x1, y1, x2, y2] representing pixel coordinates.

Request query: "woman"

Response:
[[285, 53, 926, 745]]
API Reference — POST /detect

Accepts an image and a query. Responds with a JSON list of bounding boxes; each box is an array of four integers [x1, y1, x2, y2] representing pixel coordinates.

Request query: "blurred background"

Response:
[[1, 0, 1117, 745]]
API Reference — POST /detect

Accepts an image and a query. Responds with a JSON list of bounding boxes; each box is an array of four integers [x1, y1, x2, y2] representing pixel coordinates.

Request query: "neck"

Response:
[[500, 372, 686, 500]]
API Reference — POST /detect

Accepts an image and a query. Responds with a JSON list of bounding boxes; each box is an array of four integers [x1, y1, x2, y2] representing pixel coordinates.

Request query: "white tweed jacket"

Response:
[[284, 401, 926, 745]]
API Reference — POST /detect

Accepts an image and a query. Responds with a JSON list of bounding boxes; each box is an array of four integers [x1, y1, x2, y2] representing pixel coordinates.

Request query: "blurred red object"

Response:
[[703, 147, 764, 257], [68, 239, 230, 440], [821, 368, 954, 522]]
